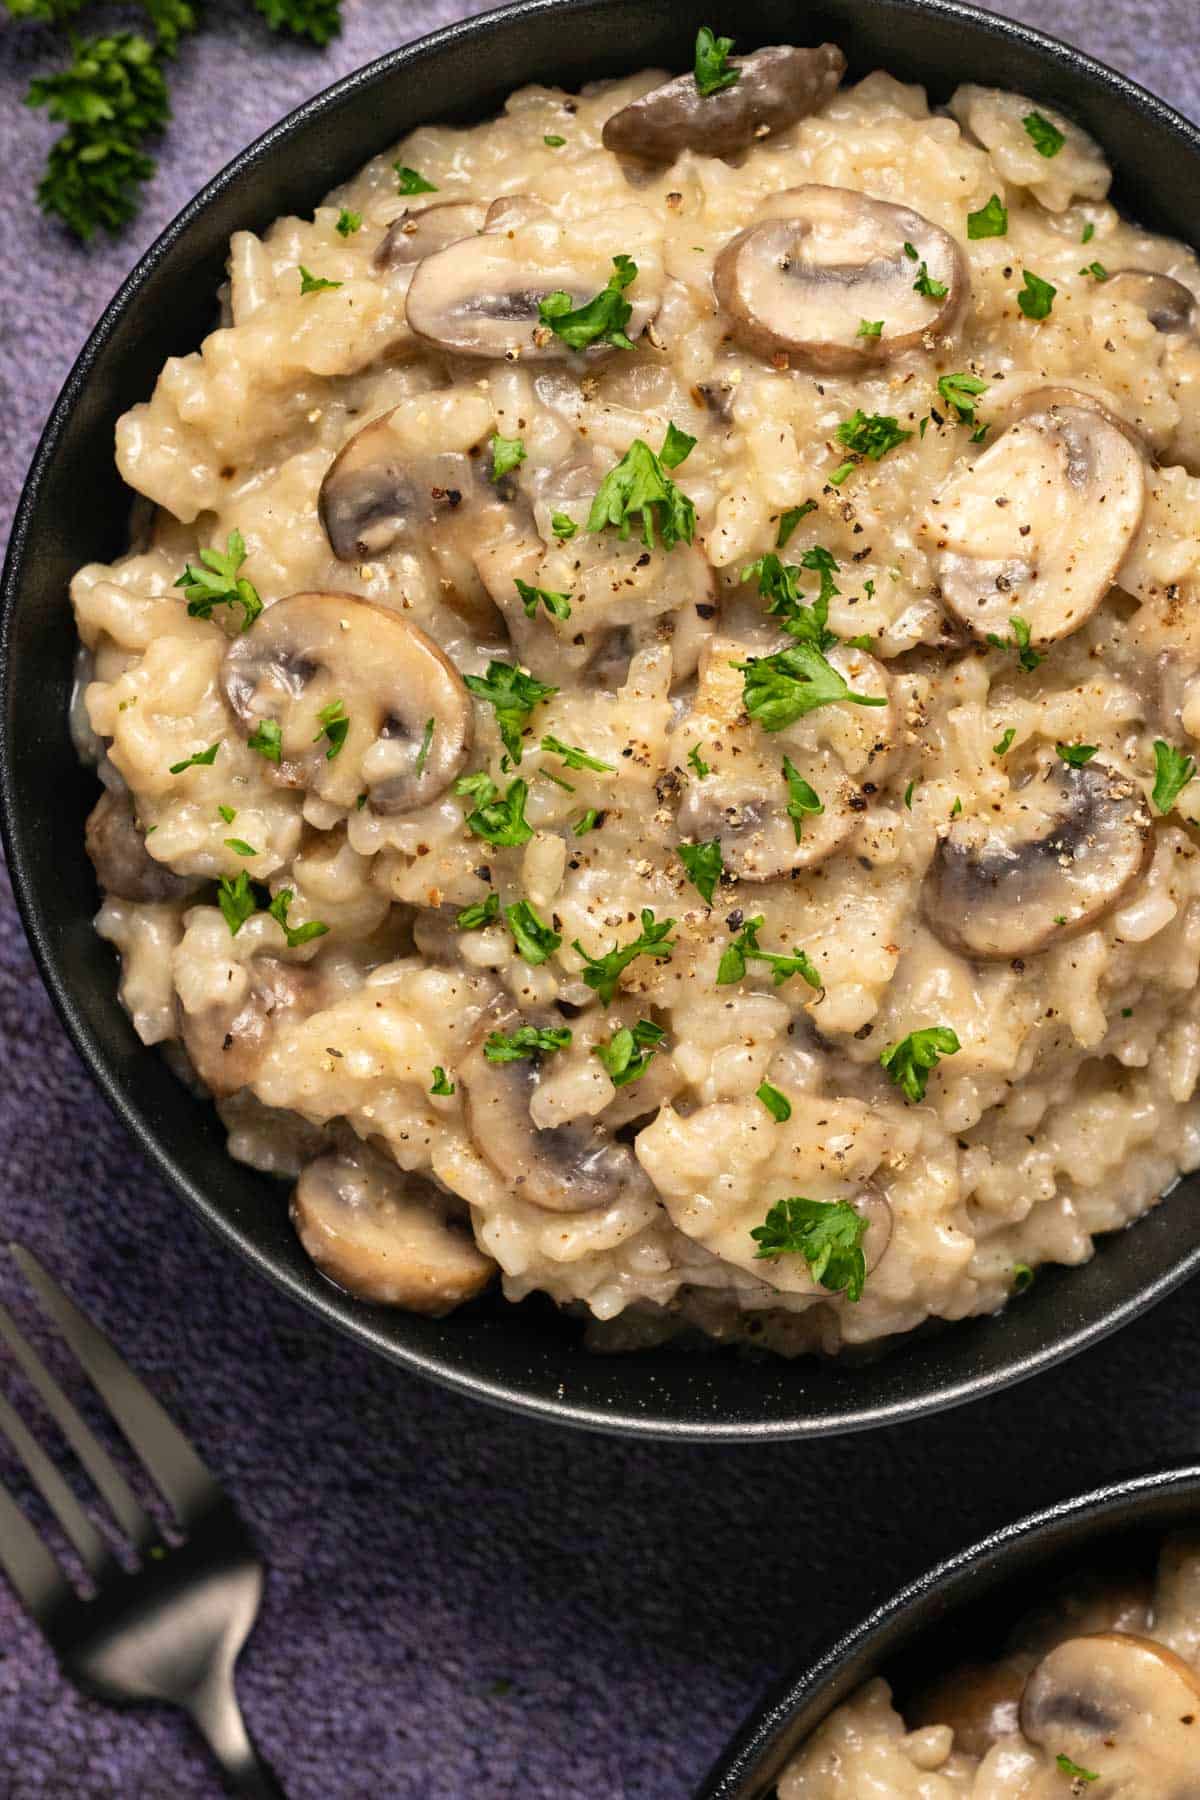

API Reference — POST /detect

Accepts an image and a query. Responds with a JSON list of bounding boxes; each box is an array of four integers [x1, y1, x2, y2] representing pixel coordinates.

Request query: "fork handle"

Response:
[[186, 1666, 287, 1798]]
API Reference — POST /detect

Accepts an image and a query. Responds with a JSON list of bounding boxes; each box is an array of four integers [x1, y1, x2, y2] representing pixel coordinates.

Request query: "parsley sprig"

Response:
[[694, 25, 739, 96], [1152, 739, 1196, 813], [587, 425, 696, 551], [750, 1197, 869, 1301], [735, 642, 886, 732], [594, 1019, 665, 1086], [880, 1026, 960, 1103], [573, 909, 675, 1005], [483, 1025, 571, 1063], [538, 255, 638, 352], [463, 661, 558, 762], [175, 530, 262, 631], [718, 917, 821, 990]]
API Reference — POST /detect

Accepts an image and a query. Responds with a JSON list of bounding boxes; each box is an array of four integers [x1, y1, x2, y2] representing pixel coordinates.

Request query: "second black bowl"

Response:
[[4, 0, 1200, 1439]]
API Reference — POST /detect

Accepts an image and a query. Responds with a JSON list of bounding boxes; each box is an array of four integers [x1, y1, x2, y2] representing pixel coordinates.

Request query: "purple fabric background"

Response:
[[1, 3, 1199, 1795]]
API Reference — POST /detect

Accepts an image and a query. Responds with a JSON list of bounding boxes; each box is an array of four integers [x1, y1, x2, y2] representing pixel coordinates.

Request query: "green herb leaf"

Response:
[[937, 371, 988, 424], [218, 804, 236, 824], [967, 193, 1008, 239], [430, 1066, 456, 1096], [782, 755, 823, 842], [660, 422, 697, 469], [988, 614, 1044, 672], [1018, 269, 1057, 320], [490, 433, 526, 481], [693, 24, 739, 97], [298, 264, 342, 294], [175, 529, 262, 631], [543, 134, 566, 147], [857, 318, 884, 338], [463, 661, 558, 763], [756, 1082, 791, 1122], [1152, 739, 1197, 813], [594, 1019, 665, 1087], [268, 888, 329, 948], [1081, 221, 1095, 244], [735, 642, 886, 732], [169, 740, 220, 774], [750, 1197, 869, 1300], [312, 697, 349, 759], [454, 771, 498, 809], [904, 780, 916, 808], [1055, 742, 1098, 767], [677, 838, 723, 906], [505, 898, 561, 965], [912, 261, 948, 299], [223, 837, 258, 857], [217, 870, 259, 936], [880, 1025, 961, 1103], [464, 777, 534, 848], [687, 744, 710, 779], [538, 254, 638, 352], [515, 578, 572, 622], [1023, 111, 1065, 157], [1013, 1262, 1035, 1293], [247, 718, 283, 763], [835, 409, 913, 465], [455, 891, 499, 930], [414, 717, 435, 778], [776, 500, 817, 549], [550, 511, 578, 539], [335, 207, 361, 236], [718, 915, 822, 990], [573, 808, 601, 836], [1081, 259, 1108, 281], [483, 1025, 572, 1063], [741, 550, 839, 649], [573, 908, 675, 1005], [993, 728, 1016, 757], [1055, 1755, 1099, 1784], [587, 428, 696, 551], [395, 164, 437, 194], [540, 734, 613, 773]]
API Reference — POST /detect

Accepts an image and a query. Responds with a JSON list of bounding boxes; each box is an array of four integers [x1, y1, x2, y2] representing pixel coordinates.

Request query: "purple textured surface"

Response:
[[0, 3, 1199, 1796]]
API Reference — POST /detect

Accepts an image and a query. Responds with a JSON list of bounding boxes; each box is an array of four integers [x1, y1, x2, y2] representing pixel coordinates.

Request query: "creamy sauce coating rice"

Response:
[[73, 35, 1200, 1352]]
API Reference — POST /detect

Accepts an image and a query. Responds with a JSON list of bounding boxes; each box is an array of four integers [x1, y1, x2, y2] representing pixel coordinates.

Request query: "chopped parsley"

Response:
[[880, 1026, 961, 1103], [223, 837, 258, 858], [1152, 739, 1197, 813], [1055, 1755, 1098, 1784], [268, 888, 329, 948], [677, 838, 723, 906], [735, 642, 886, 732], [543, 134, 566, 148], [1082, 221, 1095, 244], [169, 740, 220, 775], [937, 371, 988, 424], [515, 578, 572, 622], [395, 164, 437, 194], [430, 1066, 456, 1096], [587, 426, 695, 552], [573, 808, 601, 836], [912, 262, 948, 299], [175, 529, 262, 631], [573, 908, 675, 1005], [217, 871, 259, 936], [247, 718, 283, 763], [1023, 111, 1065, 157], [540, 735, 613, 773], [594, 1019, 665, 1087], [857, 318, 884, 337], [1082, 260, 1108, 281], [782, 756, 822, 842], [776, 501, 817, 549], [414, 717, 435, 778], [742, 550, 840, 648], [463, 777, 534, 848], [904, 780, 916, 808], [718, 916, 821, 990], [312, 697, 348, 759], [987, 615, 1044, 672], [483, 1025, 572, 1063], [298, 265, 342, 294], [1013, 1262, 1035, 1293], [750, 1197, 868, 1301], [218, 804, 236, 824], [834, 410, 913, 471], [490, 433, 526, 481], [538, 254, 638, 352], [1018, 269, 1057, 320], [1056, 742, 1098, 768], [335, 208, 361, 236], [993, 728, 1016, 757], [967, 193, 1008, 239], [550, 511, 578, 539], [505, 899, 561, 965], [687, 744, 710, 779], [456, 892, 500, 930], [903, 241, 919, 261], [463, 661, 557, 762], [756, 1082, 791, 1123], [693, 24, 739, 97]]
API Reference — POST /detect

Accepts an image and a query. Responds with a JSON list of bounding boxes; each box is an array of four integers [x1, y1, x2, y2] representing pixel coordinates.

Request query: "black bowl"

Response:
[[698, 1462, 1200, 1797], [4, 0, 1200, 1441]]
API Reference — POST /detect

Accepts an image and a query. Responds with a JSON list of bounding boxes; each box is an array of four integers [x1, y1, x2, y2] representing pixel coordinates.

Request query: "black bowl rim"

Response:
[[4, 0, 1200, 1441], [697, 1461, 1200, 1797]]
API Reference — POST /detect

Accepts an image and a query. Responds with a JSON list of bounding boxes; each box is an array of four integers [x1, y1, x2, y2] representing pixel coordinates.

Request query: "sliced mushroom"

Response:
[[290, 1147, 495, 1314], [996, 382, 1149, 454], [483, 195, 552, 233], [923, 405, 1145, 644], [922, 758, 1151, 961], [1020, 1633, 1200, 1797], [713, 186, 968, 372], [85, 788, 202, 903], [406, 206, 662, 360], [601, 43, 845, 162], [1105, 269, 1197, 335], [373, 200, 488, 271], [221, 592, 472, 814], [179, 956, 321, 1099], [460, 1004, 658, 1214]]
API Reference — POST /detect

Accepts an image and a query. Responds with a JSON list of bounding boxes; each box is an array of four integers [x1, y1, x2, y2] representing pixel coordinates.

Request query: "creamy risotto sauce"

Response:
[[778, 1533, 1200, 1796], [73, 33, 1200, 1350]]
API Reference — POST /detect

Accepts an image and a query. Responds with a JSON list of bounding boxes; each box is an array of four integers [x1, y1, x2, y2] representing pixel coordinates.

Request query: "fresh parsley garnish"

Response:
[[587, 426, 696, 552], [573, 808, 601, 836], [538, 254, 638, 352], [594, 1019, 665, 1087], [218, 804, 236, 824], [967, 193, 1008, 239], [505, 899, 561, 965], [993, 728, 1016, 757], [776, 500, 817, 549], [298, 265, 342, 294], [223, 837, 258, 857], [987, 615, 1043, 672], [515, 579, 572, 622], [782, 756, 823, 842], [1055, 1755, 1099, 1784], [735, 642, 886, 732], [742, 546, 841, 646], [463, 777, 534, 848], [904, 780, 916, 808], [395, 164, 436, 194], [677, 838, 723, 906], [912, 262, 948, 299], [247, 718, 283, 763], [335, 207, 361, 236], [550, 511, 578, 540], [573, 909, 675, 1005], [1081, 221, 1095, 244], [1152, 739, 1197, 813], [1018, 269, 1057, 320], [1056, 742, 1098, 767], [756, 1082, 791, 1123], [268, 888, 329, 948], [490, 433, 526, 481], [693, 24, 739, 97], [540, 735, 613, 773], [217, 871, 258, 936], [1023, 111, 1065, 157], [718, 916, 821, 990], [414, 717, 435, 778], [937, 371, 988, 424], [456, 891, 500, 930], [543, 133, 566, 147], [483, 1025, 572, 1063], [175, 529, 262, 630], [312, 697, 348, 759], [687, 744, 710, 778], [454, 771, 498, 809], [857, 318, 884, 338], [1013, 1262, 1035, 1293], [169, 740, 220, 774], [750, 1197, 869, 1301], [835, 410, 913, 471], [463, 661, 557, 763], [1081, 260, 1108, 281], [880, 1026, 960, 1103], [430, 1066, 456, 1096]]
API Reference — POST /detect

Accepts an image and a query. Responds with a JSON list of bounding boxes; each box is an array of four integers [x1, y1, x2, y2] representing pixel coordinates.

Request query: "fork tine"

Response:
[[11, 1246, 218, 1532], [0, 1475, 75, 1625], [0, 1297, 157, 1556], [0, 1387, 118, 1583]]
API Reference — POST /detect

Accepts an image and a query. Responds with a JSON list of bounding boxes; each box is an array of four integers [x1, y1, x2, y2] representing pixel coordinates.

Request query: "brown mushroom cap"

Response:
[[922, 758, 1152, 961], [713, 185, 968, 373], [373, 200, 488, 272], [601, 43, 845, 163], [290, 1148, 495, 1314], [221, 592, 472, 815], [995, 383, 1150, 455], [1105, 268, 1197, 335], [460, 1004, 657, 1214], [923, 404, 1146, 645], [85, 787, 202, 903], [1020, 1632, 1200, 1796], [179, 956, 321, 1099]]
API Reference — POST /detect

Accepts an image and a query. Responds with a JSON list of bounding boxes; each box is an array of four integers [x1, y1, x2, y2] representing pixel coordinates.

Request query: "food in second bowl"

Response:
[[73, 27, 1200, 1353], [777, 1531, 1200, 1795]]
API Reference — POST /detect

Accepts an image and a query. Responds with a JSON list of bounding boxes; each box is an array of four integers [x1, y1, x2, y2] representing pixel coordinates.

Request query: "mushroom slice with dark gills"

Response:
[[179, 955, 323, 1099], [601, 43, 845, 163], [673, 636, 895, 881], [221, 593, 472, 815], [86, 786, 203, 903], [1104, 270, 1200, 469], [922, 757, 1151, 961], [373, 200, 488, 272], [1105, 268, 1197, 335], [1020, 1633, 1200, 1797], [921, 404, 1146, 645], [291, 1146, 495, 1314], [713, 186, 968, 373], [460, 1005, 659, 1214], [405, 203, 664, 361]]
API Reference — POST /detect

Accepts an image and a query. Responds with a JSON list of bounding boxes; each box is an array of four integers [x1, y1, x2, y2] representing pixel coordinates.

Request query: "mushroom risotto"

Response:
[[73, 29, 1200, 1350], [777, 1532, 1200, 1795]]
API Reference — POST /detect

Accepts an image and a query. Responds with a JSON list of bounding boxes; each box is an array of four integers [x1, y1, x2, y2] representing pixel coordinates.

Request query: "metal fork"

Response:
[[0, 1243, 284, 1797]]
